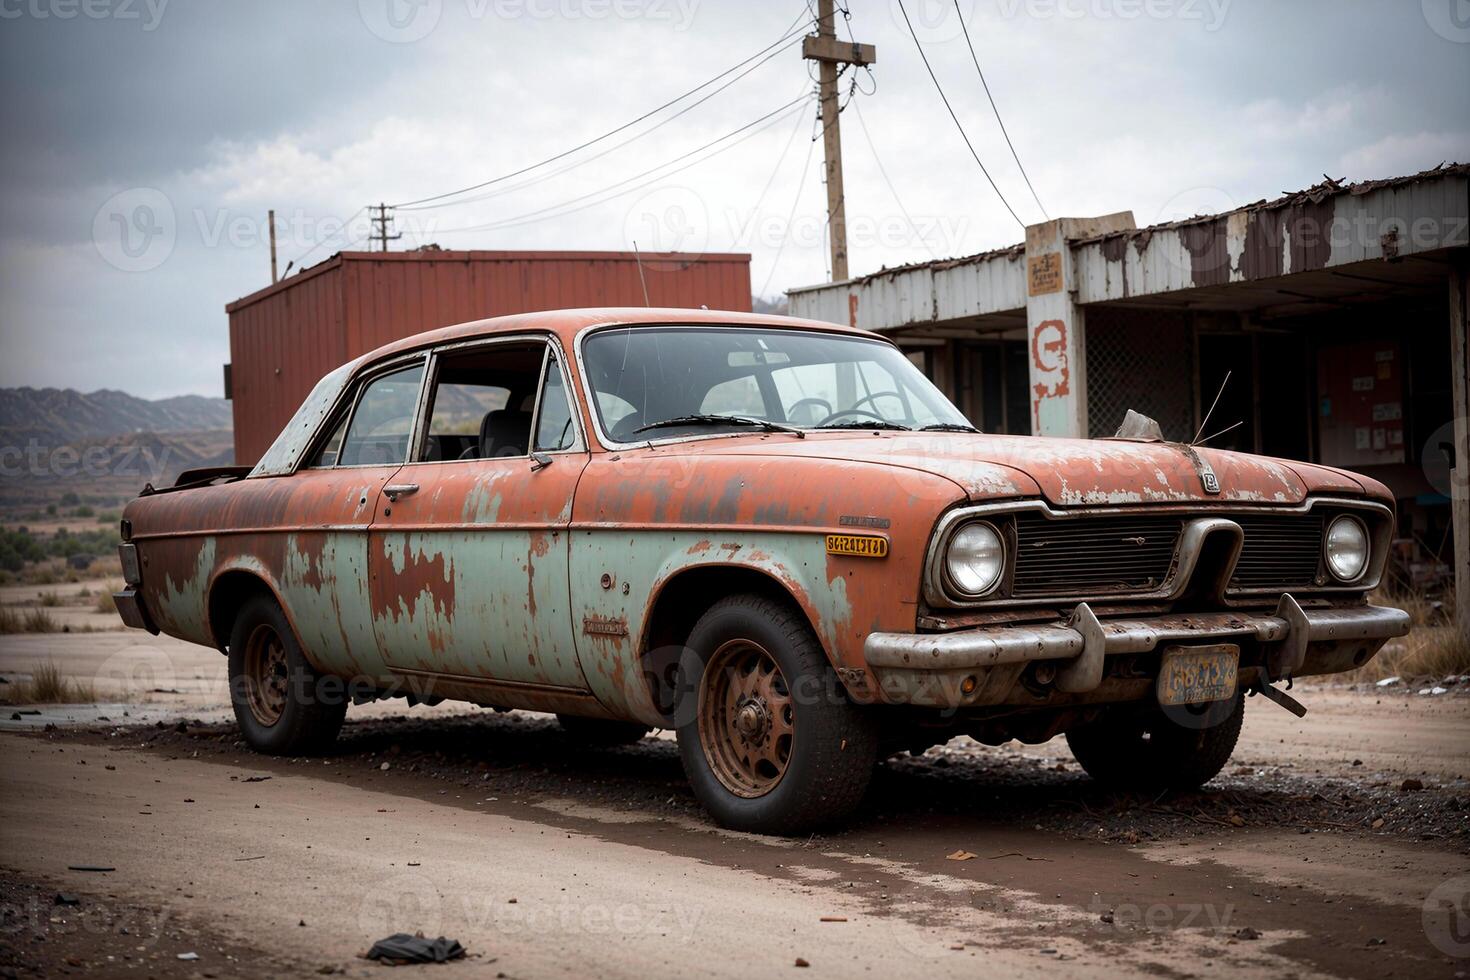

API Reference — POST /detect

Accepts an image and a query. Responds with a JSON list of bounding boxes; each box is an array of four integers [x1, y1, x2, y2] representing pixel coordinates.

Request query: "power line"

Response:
[[288, 205, 367, 271], [852, 97, 940, 261], [389, 11, 815, 210], [893, 0, 1024, 229], [954, 0, 1048, 220], [757, 108, 821, 298], [396, 27, 810, 214], [426, 93, 814, 237]]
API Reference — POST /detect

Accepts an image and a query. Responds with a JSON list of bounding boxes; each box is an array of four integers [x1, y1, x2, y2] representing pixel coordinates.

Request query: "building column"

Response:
[[1024, 213, 1135, 436], [1450, 252, 1469, 639]]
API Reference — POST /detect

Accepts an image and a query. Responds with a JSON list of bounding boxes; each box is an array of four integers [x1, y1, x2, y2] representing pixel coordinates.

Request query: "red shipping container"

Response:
[[225, 249, 752, 463]]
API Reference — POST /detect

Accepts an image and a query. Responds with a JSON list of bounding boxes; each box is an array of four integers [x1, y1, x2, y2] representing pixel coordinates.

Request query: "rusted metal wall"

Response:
[[227, 250, 752, 463]]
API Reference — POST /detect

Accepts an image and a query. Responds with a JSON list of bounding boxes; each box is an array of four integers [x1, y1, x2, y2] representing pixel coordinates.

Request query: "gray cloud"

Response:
[[1, 0, 1466, 397]]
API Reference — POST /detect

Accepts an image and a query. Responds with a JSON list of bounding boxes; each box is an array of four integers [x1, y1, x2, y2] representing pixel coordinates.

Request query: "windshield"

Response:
[[581, 326, 971, 443]]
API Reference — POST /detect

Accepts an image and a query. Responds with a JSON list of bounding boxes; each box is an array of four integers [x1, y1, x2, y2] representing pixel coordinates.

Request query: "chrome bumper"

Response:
[[863, 597, 1410, 694]]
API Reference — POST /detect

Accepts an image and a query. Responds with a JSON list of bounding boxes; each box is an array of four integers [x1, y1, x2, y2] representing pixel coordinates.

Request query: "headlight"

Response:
[[1324, 515, 1369, 582], [945, 522, 1005, 597]]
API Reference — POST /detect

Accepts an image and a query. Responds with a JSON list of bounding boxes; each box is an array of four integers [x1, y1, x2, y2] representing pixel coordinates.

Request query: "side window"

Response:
[[309, 413, 349, 468], [534, 352, 577, 452], [417, 343, 545, 462], [336, 363, 424, 467]]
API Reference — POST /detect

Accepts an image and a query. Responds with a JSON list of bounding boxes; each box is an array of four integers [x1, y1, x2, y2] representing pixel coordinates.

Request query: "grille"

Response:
[[1010, 513, 1183, 598], [1230, 514, 1324, 590]]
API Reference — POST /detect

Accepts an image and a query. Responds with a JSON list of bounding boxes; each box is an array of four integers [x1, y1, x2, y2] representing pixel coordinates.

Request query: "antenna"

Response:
[[631, 240, 651, 306], [1191, 370, 1231, 446], [1193, 419, 1246, 448]]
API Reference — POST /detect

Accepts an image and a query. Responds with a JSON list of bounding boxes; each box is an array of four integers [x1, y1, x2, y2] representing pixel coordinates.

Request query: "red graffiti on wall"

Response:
[[1030, 318, 1070, 432]]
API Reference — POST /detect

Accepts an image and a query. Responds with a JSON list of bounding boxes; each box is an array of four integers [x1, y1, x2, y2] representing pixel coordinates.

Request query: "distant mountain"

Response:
[[0, 387, 232, 445]]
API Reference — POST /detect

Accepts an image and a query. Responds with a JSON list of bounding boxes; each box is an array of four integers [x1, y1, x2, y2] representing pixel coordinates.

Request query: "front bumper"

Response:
[[861, 596, 1409, 708]]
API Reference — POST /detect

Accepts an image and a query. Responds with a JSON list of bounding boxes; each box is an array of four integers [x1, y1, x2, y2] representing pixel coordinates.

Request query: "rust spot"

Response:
[[1179, 218, 1231, 287]]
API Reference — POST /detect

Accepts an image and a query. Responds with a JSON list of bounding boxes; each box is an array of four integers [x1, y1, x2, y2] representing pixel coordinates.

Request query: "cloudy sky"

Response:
[[1, 0, 1467, 399]]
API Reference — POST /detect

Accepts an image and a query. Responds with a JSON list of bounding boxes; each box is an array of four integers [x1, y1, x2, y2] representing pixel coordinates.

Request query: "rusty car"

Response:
[[114, 308, 1410, 833]]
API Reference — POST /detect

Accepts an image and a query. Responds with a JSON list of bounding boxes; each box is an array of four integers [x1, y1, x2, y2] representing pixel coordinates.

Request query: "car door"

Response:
[[271, 355, 427, 682], [368, 335, 590, 691]]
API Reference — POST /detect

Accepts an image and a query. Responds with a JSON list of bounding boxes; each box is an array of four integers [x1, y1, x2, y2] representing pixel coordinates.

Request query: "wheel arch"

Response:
[[205, 564, 292, 653], [636, 562, 857, 717]]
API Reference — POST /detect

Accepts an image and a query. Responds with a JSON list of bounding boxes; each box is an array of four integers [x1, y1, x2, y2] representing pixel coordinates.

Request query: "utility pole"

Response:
[[803, 0, 875, 283], [268, 209, 278, 283], [370, 203, 401, 252]]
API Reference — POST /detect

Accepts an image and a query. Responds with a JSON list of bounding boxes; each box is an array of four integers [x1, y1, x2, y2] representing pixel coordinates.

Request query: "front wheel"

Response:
[[227, 595, 346, 755], [1065, 691, 1244, 791], [675, 594, 877, 835]]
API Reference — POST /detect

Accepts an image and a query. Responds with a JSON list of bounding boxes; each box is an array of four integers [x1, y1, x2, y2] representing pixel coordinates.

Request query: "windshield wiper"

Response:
[[814, 420, 912, 431], [919, 423, 981, 433], [634, 414, 805, 438]]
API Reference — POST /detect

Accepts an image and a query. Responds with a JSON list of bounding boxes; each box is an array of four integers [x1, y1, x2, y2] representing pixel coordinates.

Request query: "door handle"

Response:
[[384, 483, 420, 501]]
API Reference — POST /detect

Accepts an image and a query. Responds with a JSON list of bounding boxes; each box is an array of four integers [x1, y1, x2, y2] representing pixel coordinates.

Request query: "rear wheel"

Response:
[[556, 714, 650, 746], [675, 594, 877, 835], [227, 595, 346, 755], [1065, 692, 1244, 791]]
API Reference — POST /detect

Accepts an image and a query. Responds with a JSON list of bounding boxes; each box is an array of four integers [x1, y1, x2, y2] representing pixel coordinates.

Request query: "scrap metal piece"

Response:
[[1055, 602, 1105, 693], [1252, 678, 1308, 717], [1113, 409, 1164, 442], [1270, 592, 1310, 679]]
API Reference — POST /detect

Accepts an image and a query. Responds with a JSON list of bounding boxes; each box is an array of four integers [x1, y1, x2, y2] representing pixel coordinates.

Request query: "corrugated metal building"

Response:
[[225, 248, 751, 462], [789, 164, 1470, 628]]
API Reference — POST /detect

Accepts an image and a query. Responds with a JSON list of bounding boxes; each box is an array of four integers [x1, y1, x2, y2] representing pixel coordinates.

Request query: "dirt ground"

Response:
[[1, 632, 1468, 978]]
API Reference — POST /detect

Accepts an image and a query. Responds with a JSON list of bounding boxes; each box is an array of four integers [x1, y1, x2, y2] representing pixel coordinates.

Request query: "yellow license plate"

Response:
[[1157, 645, 1239, 706], [825, 534, 888, 558]]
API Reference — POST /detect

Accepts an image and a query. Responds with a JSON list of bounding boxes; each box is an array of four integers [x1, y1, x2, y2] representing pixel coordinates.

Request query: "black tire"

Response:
[[1065, 692, 1244, 791], [556, 714, 650, 746], [675, 594, 878, 835], [227, 595, 346, 755]]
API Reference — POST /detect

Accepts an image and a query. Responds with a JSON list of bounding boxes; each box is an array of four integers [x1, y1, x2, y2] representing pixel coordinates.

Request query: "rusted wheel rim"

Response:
[[243, 623, 289, 727], [698, 639, 793, 798]]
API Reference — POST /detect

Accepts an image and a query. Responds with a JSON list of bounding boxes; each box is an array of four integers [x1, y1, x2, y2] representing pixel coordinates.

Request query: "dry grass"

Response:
[[0, 660, 96, 705], [0, 607, 61, 634], [94, 585, 121, 614], [38, 591, 63, 607], [1347, 586, 1470, 683]]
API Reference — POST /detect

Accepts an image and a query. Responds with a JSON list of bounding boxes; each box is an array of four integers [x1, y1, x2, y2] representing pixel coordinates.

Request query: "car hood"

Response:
[[688, 432, 1366, 505]]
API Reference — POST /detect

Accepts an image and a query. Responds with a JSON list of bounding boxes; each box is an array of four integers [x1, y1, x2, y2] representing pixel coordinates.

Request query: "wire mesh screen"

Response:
[[1084, 308, 1194, 440]]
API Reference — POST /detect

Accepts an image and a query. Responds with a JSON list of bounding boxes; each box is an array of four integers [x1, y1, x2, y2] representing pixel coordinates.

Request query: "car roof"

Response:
[[359, 307, 881, 366]]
